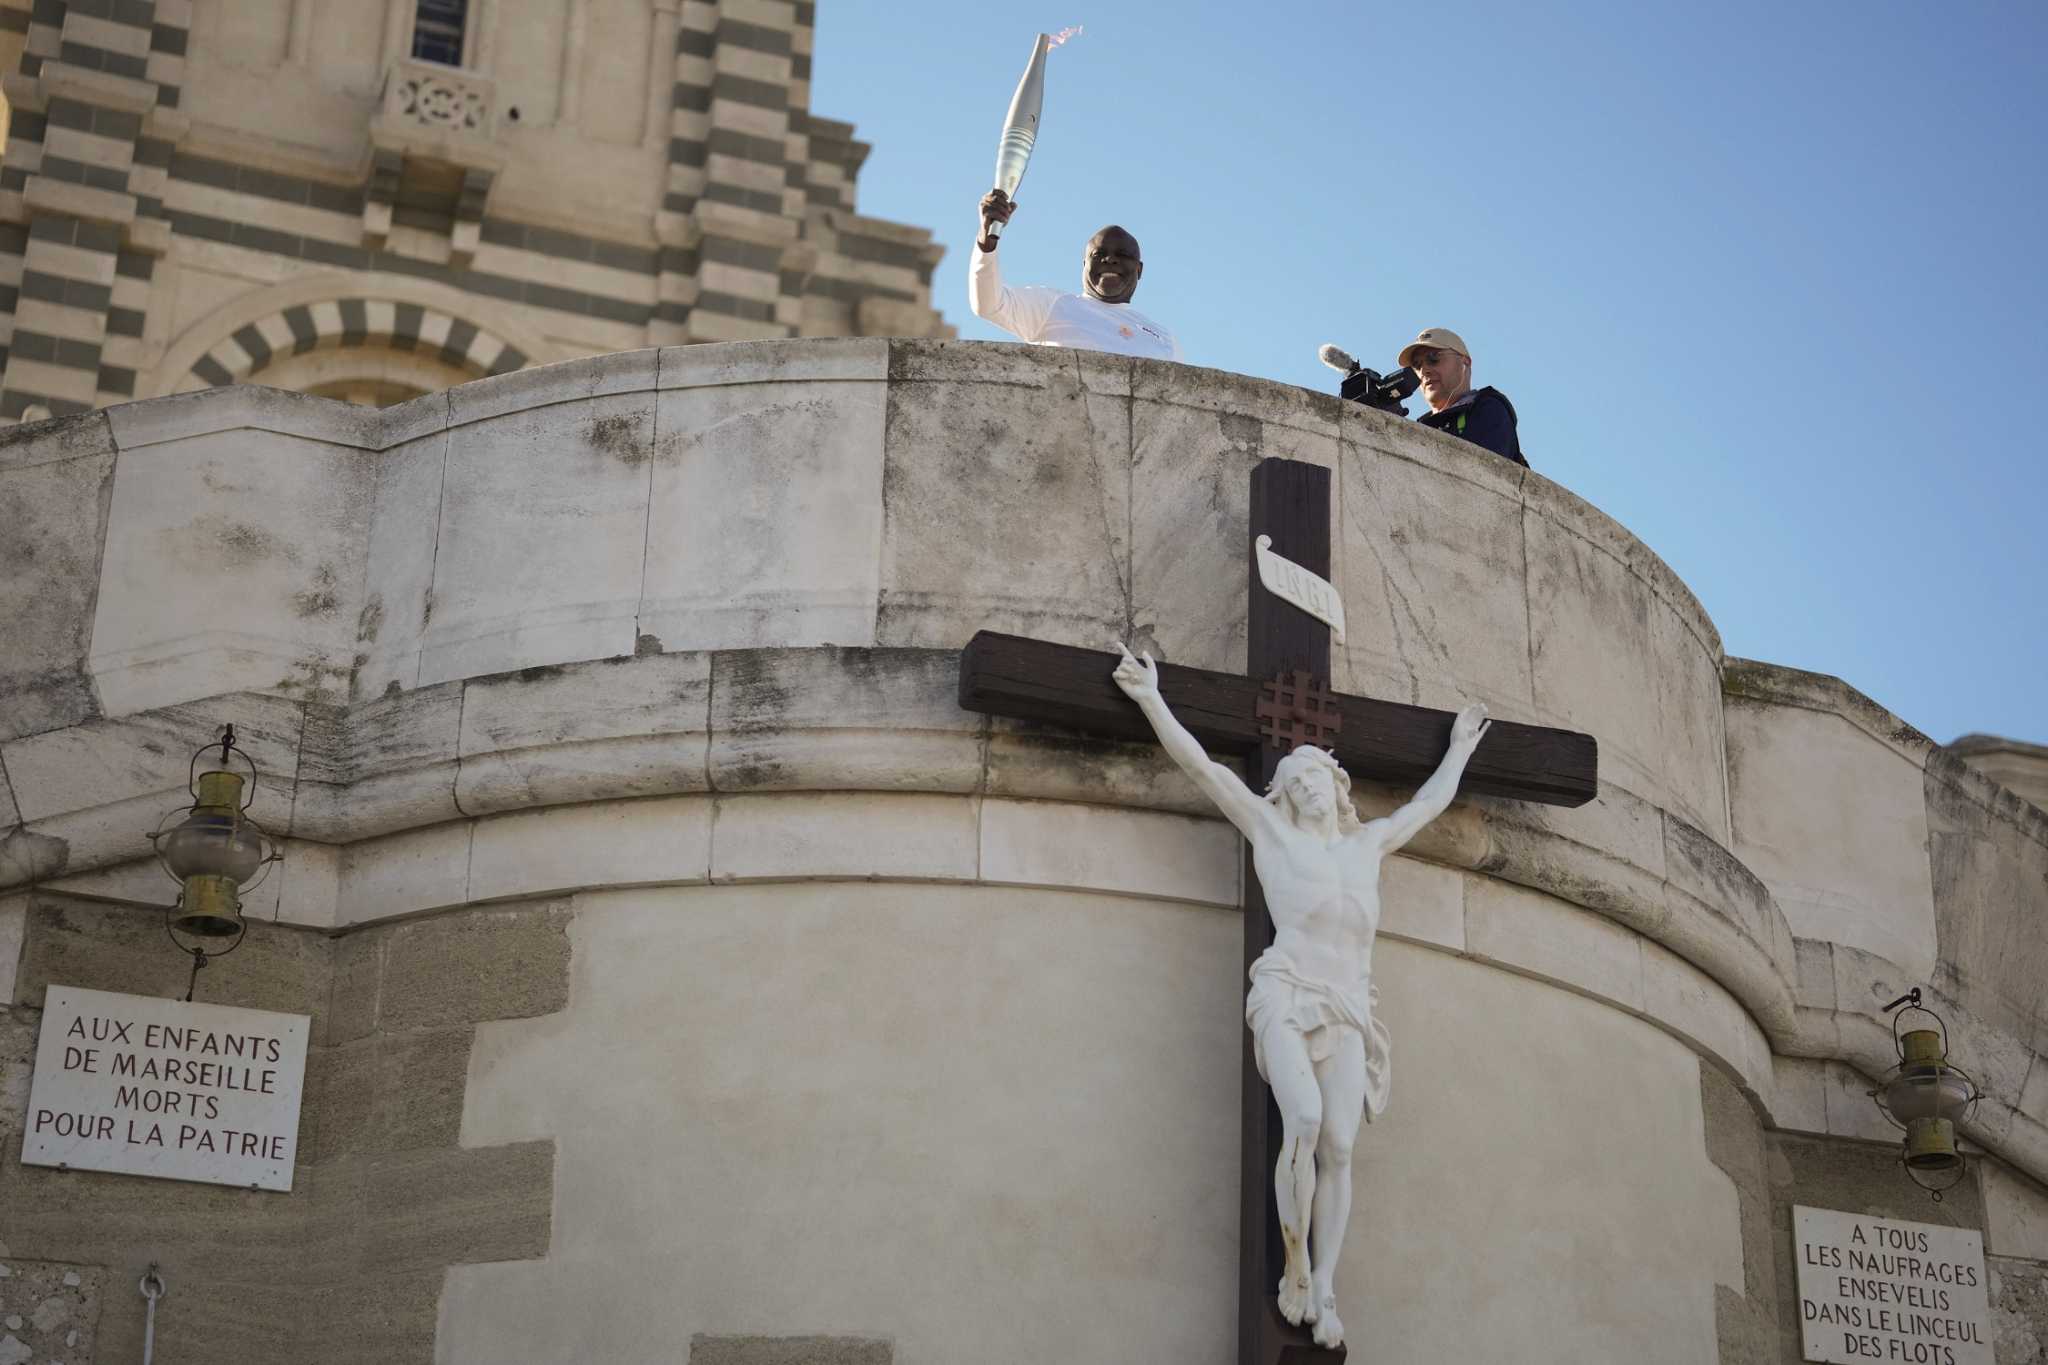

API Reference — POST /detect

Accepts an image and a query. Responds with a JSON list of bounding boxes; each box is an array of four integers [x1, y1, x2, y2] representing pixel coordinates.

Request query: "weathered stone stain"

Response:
[[217, 520, 287, 567], [0, 826, 69, 882], [1219, 411, 1263, 455], [294, 565, 342, 618], [689, 1336, 893, 1365], [717, 654, 797, 727], [588, 412, 650, 467], [0, 407, 101, 451], [0, 493, 39, 569], [275, 652, 351, 696], [357, 593, 385, 644]]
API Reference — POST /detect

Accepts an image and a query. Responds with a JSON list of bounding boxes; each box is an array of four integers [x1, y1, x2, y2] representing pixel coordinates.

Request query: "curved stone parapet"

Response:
[[0, 339, 1734, 932], [0, 340, 1726, 825], [2, 340, 2044, 1258]]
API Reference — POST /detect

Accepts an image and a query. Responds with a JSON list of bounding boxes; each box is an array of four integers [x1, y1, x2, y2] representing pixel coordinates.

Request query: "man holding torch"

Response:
[[970, 197, 1180, 362], [966, 31, 1179, 362]]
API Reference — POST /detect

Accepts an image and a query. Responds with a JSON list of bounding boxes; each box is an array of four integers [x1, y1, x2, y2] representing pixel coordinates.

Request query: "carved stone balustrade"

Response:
[[364, 59, 505, 259], [380, 58, 497, 140]]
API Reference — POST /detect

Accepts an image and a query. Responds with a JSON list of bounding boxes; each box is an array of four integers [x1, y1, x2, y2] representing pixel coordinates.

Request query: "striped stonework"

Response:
[[657, 0, 945, 345], [6, 216, 120, 416], [0, 0, 182, 416], [183, 296, 528, 391], [663, 0, 803, 341], [0, 0, 947, 413], [800, 114, 863, 215]]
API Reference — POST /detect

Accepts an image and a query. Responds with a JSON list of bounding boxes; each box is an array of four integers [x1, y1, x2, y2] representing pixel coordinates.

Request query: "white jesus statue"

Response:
[[1112, 643, 1490, 1349]]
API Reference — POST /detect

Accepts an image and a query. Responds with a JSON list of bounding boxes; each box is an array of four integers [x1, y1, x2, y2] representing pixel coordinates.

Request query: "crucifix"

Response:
[[957, 457, 1596, 1362]]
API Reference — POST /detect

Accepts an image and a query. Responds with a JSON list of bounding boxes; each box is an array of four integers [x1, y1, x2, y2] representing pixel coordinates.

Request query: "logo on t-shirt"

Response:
[[1119, 325, 1134, 338]]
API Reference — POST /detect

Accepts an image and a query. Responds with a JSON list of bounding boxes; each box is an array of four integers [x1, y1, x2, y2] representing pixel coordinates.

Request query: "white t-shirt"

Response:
[[969, 248, 1181, 362]]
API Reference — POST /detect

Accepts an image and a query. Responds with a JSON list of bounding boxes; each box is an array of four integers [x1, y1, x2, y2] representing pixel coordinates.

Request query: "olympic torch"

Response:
[[985, 29, 1077, 244]]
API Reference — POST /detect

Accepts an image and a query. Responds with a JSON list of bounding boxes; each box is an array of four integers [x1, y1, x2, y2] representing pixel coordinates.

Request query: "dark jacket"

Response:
[[1417, 386, 1526, 467]]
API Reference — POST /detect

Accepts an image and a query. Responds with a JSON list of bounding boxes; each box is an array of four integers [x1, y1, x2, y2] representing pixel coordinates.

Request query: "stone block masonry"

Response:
[[1699, 1061, 2048, 1364], [0, 893, 570, 1365], [691, 1336, 894, 1365], [0, 1258, 104, 1365], [657, 1, 945, 344], [0, 1, 949, 412], [0, 0, 186, 417], [1, 342, 2045, 1360]]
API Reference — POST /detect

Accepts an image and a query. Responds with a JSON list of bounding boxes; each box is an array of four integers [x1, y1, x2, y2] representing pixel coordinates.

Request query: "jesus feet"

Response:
[[1276, 1266, 1315, 1326], [1311, 1293, 1344, 1349]]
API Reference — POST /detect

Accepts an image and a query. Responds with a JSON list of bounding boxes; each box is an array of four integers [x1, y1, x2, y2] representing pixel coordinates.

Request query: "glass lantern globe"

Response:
[[157, 771, 270, 885], [150, 738, 280, 943], [1870, 1002, 1980, 1194]]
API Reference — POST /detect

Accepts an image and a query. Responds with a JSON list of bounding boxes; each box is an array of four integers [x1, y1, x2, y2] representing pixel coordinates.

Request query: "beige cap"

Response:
[[1398, 327, 1470, 367]]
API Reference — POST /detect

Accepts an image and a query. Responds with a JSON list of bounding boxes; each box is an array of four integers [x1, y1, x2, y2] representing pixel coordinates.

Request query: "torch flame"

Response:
[[1045, 25, 1083, 50]]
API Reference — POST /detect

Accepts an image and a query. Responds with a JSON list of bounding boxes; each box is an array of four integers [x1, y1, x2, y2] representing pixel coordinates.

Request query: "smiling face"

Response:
[[1411, 346, 1472, 413], [1083, 226, 1143, 303]]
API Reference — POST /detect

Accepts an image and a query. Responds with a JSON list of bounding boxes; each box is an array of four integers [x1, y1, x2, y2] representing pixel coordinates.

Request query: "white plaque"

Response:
[[22, 985, 310, 1192], [1793, 1205, 1992, 1365], [1254, 535, 1346, 643]]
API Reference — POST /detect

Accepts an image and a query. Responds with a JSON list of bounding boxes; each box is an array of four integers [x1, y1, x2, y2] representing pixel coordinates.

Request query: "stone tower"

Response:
[[0, 0, 951, 417]]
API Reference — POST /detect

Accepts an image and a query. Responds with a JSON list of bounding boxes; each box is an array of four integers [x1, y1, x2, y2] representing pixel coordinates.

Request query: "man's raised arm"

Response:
[[1370, 704, 1491, 853], [968, 191, 1054, 343], [1111, 643, 1269, 840]]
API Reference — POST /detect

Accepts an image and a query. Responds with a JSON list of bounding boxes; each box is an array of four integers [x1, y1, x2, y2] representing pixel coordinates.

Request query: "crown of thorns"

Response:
[[1264, 746, 1362, 833], [1265, 744, 1345, 792]]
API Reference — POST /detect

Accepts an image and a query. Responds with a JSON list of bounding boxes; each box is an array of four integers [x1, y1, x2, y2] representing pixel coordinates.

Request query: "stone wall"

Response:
[[1725, 660, 2048, 1183], [1949, 735, 2048, 812], [437, 885, 1745, 1363], [1, 339, 2044, 1360], [0, 893, 567, 1364], [1703, 1063, 2048, 1363], [0, 1258, 104, 1365]]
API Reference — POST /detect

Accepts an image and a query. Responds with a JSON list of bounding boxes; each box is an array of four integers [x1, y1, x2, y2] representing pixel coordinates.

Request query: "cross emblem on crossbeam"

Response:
[[957, 457, 1597, 1363], [1256, 671, 1343, 751]]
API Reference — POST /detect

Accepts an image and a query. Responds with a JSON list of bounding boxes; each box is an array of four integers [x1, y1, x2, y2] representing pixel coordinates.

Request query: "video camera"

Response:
[[1318, 344, 1419, 417]]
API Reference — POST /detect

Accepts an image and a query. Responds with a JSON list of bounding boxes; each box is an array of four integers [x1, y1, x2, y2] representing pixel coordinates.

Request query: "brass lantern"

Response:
[[148, 725, 281, 944], [1870, 989, 1980, 1197]]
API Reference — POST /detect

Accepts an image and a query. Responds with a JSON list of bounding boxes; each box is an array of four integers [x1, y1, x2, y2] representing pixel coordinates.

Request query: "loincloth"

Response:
[[1245, 949, 1392, 1118]]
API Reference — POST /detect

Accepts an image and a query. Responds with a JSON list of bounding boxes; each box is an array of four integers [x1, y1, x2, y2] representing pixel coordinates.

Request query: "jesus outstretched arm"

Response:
[[1366, 706, 1491, 853], [1359, 703, 1490, 855], [1111, 642, 1270, 841]]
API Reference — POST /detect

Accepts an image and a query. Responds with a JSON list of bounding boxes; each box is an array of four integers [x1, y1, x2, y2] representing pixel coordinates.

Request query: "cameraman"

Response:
[[1398, 328, 1526, 467]]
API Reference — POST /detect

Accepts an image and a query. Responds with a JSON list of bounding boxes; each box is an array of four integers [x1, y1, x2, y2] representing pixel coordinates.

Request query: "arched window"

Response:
[[172, 296, 532, 401], [413, 0, 469, 67]]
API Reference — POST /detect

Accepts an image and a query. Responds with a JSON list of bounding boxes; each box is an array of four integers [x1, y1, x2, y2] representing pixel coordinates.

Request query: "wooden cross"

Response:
[[957, 457, 1597, 1363]]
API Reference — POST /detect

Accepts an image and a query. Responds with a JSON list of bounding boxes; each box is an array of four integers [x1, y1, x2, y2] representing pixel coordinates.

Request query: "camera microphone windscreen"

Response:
[[1317, 343, 1359, 375]]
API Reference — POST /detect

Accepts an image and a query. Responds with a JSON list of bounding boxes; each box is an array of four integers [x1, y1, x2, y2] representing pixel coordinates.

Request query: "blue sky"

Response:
[[814, 1, 2045, 745]]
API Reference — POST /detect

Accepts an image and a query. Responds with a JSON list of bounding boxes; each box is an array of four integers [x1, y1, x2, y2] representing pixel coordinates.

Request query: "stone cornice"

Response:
[[3, 341, 2039, 1191], [5, 645, 2043, 1190]]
